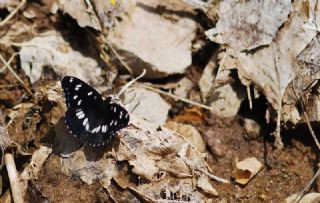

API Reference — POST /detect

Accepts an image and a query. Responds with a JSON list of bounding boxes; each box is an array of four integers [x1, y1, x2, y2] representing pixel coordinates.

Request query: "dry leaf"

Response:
[[205, 0, 318, 147], [173, 107, 205, 123], [165, 121, 206, 152], [197, 174, 218, 196], [58, 0, 101, 30], [56, 113, 226, 201], [20, 146, 52, 193], [205, 0, 291, 51], [232, 157, 262, 185], [20, 31, 104, 86]]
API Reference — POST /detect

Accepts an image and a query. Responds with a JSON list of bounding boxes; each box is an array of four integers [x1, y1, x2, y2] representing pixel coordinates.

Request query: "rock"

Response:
[[122, 87, 171, 125], [108, 0, 197, 78], [243, 119, 260, 140]]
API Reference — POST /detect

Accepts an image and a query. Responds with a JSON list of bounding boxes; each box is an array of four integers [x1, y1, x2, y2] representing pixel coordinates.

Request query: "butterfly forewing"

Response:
[[61, 76, 103, 109], [61, 76, 130, 147]]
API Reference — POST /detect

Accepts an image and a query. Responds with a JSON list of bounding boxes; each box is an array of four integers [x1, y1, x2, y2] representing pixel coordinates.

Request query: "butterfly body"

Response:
[[61, 76, 129, 147]]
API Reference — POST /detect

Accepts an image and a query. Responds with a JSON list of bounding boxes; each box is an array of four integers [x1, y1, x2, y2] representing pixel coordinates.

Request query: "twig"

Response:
[[292, 78, 320, 150], [0, 111, 12, 166], [116, 69, 146, 97], [20, 146, 52, 195], [0, 84, 18, 88], [178, 143, 229, 183], [302, 108, 320, 150], [0, 52, 19, 72], [128, 186, 156, 202], [273, 56, 289, 149], [133, 84, 213, 111], [0, 0, 27, 27], [0, 53, 33, 96], [5, 153, 23, 203], [293, 166, 320, 203], [246, 85, 252, 110], [107, 42, 134, 75]]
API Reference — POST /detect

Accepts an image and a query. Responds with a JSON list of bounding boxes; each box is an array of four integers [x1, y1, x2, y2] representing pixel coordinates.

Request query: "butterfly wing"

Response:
[[61, 76, 130, 147], [61, 76, 103, 109]]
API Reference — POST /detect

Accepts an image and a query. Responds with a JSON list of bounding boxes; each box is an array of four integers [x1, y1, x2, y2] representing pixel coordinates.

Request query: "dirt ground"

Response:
[[1, 66, 318, 202]]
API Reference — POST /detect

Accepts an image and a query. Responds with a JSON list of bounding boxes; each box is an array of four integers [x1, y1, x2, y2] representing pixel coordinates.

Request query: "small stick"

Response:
[[246, 85, 252, 109], [0, 53, 33, 96], [0, 53, 18, 73], [292, 79, 320, 150], [293, 166, 320, 203], [134, 84, 213, 111], [107, 43, 134, 75], [5, 153, 23, 203], [116, 69, 146, 97], [0, 0, 27, 27]]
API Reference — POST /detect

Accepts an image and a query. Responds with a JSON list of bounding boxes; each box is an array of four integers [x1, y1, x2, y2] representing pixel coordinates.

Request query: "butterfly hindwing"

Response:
[[61, 76, 130, 147]]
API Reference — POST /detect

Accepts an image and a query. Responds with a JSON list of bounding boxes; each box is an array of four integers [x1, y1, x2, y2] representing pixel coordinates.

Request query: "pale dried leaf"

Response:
[[232, 157, 263, 185], [129, 154, 158, 180], [20, 31, 104, 86], [205, 0, 291, 51], [20, 146, 52, 194], [165, 121, 206, 152], [197, 174, 218, 196], [0, 0, 20, 9], [58, 0, 101, 30], [56, 113, 223, 201]]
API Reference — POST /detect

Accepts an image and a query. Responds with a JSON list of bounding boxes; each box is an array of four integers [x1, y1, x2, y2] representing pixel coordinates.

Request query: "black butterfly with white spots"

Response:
[[61, 76, 130, 147]]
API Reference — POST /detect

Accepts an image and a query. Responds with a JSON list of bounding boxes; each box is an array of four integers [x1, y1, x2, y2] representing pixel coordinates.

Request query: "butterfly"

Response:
[[61, 76, 130, 147]]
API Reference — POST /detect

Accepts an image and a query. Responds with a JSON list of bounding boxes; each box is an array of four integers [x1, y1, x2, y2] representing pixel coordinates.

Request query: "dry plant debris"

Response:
[[204, 0, 319, 148], [232, 157, 263, 185]]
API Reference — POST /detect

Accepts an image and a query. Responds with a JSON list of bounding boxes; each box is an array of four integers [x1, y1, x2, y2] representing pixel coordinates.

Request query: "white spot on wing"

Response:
[[69, 77, 74, 83], [76, 111, 83, 116], [75, 84, 82, 91], [88, 91, 93, 96], [78, 113, 85, 119], [113, 107, 116, 113], [85, 123, 89, 131], [92, 125, 101, 133], [77, 100, 82, 106], [73, 95, 78, 100], [83, 118, 88, 126], [102, 125, 108, 133]]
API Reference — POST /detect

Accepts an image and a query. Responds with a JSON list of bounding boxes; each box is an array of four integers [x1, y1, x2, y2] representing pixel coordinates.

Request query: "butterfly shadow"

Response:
[[53, 118, 116, 161]]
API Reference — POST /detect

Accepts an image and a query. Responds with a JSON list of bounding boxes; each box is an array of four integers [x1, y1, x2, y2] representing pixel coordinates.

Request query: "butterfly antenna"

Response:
[[116, 69, 146, 98]]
